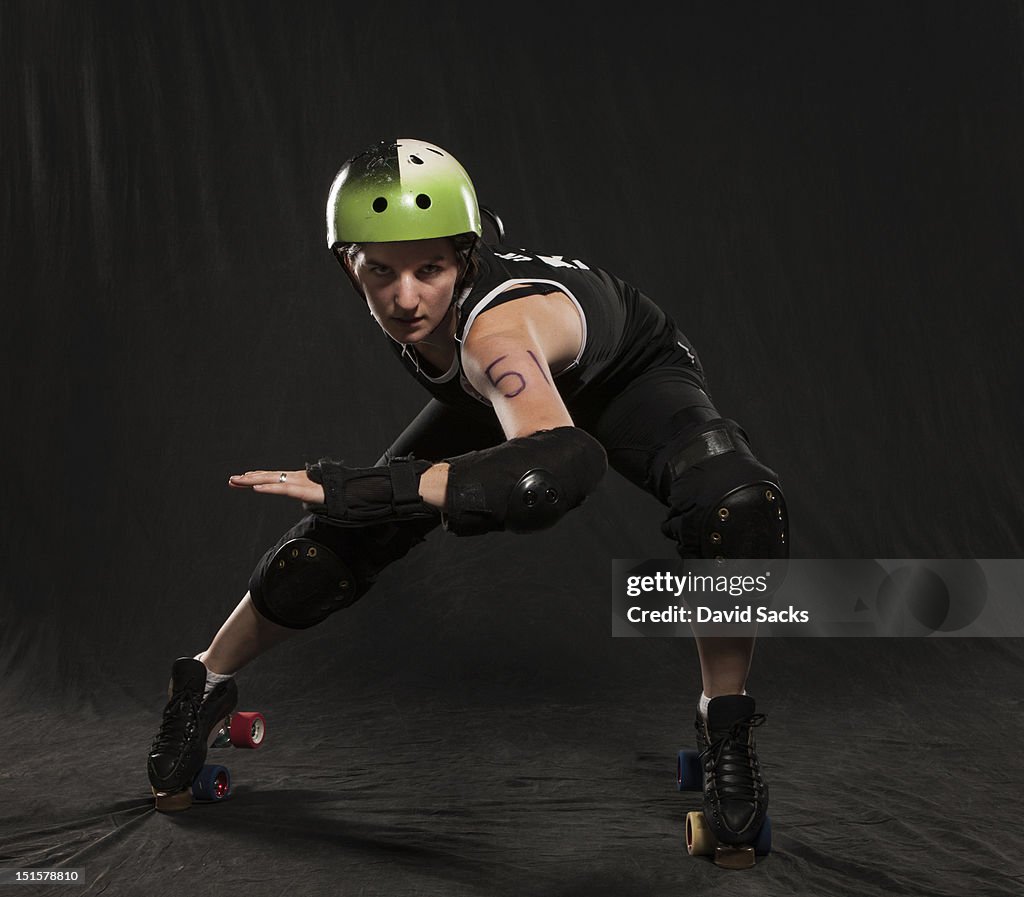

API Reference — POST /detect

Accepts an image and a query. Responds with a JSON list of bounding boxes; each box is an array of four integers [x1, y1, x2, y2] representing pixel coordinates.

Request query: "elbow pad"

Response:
[[443, 426, 607, 536]]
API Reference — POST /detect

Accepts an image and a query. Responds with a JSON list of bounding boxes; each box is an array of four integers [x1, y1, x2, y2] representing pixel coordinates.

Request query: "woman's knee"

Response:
[[247, 515, 436, 629], [658, 419, 789, 560]]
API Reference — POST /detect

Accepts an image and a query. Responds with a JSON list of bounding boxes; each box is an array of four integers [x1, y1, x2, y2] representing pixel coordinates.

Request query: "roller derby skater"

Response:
[[147, 139, 789, 853]]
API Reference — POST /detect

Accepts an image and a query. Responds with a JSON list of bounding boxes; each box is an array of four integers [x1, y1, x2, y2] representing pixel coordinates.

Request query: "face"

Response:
[[346, 238, 462, 344]]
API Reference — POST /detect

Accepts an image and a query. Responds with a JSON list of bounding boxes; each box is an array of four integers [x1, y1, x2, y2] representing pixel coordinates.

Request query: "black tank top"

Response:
[[384, 240, 704, 415]]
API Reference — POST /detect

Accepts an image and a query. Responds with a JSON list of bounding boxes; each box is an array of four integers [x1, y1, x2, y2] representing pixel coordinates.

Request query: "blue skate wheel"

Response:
[[192, 764, 231, 802], [677, 750, 702, 792], [752, 815, 772, 856]]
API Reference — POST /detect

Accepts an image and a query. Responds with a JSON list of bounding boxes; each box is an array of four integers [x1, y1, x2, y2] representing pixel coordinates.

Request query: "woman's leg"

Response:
[[583, 366, 787, 698], [197, 592, 293, 675], [149, 400, 505, 802], [693, 636, 756, 698], [585, 363, 786, 845]]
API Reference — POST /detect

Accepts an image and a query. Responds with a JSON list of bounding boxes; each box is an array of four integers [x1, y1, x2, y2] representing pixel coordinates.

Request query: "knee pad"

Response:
[[659, 419, 789, 560], [248, 517, 436, 629], [700, 481, 788, 559], [250, 538, 358, 630]]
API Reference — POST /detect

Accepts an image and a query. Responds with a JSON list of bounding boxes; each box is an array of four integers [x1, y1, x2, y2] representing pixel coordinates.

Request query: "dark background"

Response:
[[2, 2, 1023, 895]]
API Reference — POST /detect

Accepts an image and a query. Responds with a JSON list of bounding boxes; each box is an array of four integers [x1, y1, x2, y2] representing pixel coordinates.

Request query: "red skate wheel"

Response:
[[192, 764, 231, 802], [228, 711, 266, 749]]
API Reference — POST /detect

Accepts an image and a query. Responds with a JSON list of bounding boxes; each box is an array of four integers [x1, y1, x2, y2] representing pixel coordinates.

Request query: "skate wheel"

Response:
[[685, 810, 716, 857], [677, 750, 702, 792], [228, 711, 266, 749], [192, 764, 231, 801], [153, 787, 193, 813], [753, 815, 772, 856]]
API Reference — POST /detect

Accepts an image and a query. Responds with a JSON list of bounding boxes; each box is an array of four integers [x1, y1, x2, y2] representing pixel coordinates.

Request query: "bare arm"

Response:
[[462, 291, 581, 434], [416, 291, 583, 509]]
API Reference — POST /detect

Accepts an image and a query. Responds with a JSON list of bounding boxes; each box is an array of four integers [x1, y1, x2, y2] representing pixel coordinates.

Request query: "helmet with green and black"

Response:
[[327, 138, 482, 250]]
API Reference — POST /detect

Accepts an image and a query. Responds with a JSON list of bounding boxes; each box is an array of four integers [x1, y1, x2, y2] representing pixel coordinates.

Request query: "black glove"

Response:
[[303, 456, 438, 524]]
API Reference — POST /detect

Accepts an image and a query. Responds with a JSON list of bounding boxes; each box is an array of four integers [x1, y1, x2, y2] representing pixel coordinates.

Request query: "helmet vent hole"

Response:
[[426, 147, 443, 156], [415, 193, 432, 209], [372, 197, 388, 213], [409, 154, 424, 165]]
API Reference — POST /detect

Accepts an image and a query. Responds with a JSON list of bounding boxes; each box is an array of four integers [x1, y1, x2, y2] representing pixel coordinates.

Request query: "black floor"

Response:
[[2, 637, 1022, 897]]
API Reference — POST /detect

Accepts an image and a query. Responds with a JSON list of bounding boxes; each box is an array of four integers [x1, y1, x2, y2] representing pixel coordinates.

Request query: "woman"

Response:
[[147, 138, 788, 851]]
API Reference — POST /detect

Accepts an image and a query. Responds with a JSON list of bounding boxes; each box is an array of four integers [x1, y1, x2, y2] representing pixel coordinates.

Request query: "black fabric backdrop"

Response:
[[2, 2, 1023, 895]]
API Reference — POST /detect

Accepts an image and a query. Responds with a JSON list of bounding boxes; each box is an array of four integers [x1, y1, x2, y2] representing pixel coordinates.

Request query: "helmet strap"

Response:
[[446, 233, 479, 331]]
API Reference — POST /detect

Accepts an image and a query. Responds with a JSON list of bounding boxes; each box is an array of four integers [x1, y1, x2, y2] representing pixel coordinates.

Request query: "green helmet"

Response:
[[326, 138, 482, 246]]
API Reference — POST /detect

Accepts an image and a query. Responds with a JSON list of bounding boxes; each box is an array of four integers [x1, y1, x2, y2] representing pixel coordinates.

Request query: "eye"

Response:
[[369, 265, 391, 276], [420, 264, 442, 276]]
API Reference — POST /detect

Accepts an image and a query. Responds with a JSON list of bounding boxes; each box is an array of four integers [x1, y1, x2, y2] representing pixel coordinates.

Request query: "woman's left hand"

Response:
[[228, 469, 325, 506]]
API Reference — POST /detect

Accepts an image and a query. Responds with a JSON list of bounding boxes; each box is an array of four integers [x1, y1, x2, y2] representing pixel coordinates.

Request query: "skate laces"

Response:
[[151, 689, 204, 753], [697, 713, 767, 803]]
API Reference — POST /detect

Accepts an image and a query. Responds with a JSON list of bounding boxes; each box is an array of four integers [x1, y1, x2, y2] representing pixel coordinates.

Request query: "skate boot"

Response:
[[687, 694, 770, 867], [147, 657, 238, 811]]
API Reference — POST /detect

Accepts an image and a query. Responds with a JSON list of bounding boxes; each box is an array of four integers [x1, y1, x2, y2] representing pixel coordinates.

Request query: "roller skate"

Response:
[[147, 657, 266, 812], [676, 694, 771, 869]]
